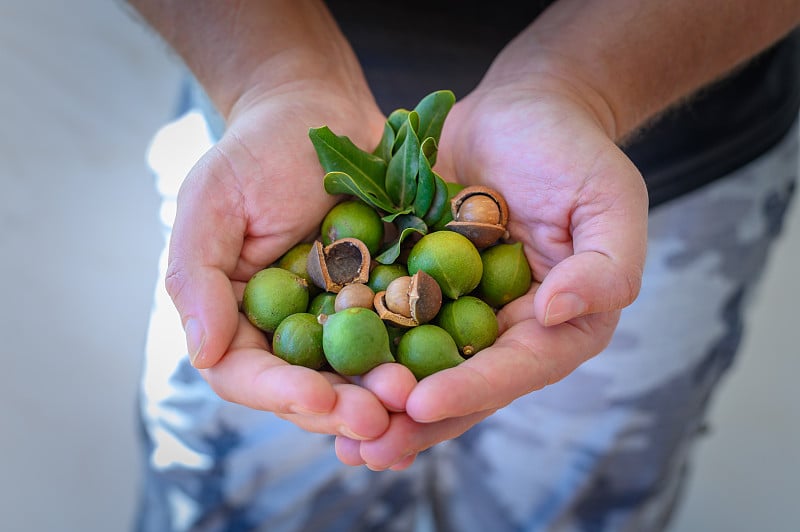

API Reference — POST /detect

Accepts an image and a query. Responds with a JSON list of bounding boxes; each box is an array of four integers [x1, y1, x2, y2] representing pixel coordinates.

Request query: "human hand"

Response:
[[165, 84, 418, 440], [336, 79, 649, 469]]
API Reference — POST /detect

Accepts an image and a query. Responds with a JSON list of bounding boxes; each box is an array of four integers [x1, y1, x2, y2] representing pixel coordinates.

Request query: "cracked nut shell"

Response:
[[374, 270, 443, 327], [306, 238, 370, 293], [445, 185, 509, 249]]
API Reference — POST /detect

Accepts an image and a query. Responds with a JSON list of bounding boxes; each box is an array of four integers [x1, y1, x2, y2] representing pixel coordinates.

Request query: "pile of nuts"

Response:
[[241, 91, 532, 379]]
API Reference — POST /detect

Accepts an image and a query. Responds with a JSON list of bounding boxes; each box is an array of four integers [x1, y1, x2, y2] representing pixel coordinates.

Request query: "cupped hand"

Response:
[[337, 80, 649, 469], [164, 83, 416, 440]]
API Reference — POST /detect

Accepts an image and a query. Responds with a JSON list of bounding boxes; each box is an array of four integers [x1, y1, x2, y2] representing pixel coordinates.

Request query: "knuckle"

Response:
[[201, 369, 237, 405], [164, 259, 189, 305], [620, 262, 643, 306]]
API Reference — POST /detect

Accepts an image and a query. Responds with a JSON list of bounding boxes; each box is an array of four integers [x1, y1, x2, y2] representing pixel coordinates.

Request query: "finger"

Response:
[[209, 316, 391, 437], [388, 453, 418, 471], [359, 362, 418, 412], [165, 148, 250, 369], [200, 315, 338, 415], [278, 382, 391, 440], [335, 436, 364, 466], [405, 293, 619, 423], [358, 411, 494, 470], [536, 156, 648, 326], [335, 438, 419, 470], [201, 351, 338, 415]]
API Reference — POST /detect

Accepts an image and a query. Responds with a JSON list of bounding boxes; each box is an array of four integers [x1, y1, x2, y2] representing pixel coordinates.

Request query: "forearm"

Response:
[[127, 0, 370, 119], [488, 0, 800, 141]]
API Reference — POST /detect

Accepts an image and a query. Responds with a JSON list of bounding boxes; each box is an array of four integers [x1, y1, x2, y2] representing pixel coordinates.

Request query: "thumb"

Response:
[[534, 249, 644, 327], [165, 155, 247, 369], [165, 260, 241, 369], [534, 170, 649, 326]]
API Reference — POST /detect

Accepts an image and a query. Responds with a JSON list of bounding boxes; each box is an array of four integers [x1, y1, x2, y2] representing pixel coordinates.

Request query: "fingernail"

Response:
[[338, 425, 368, 440], [289, 404, 329, 416], [389, 454, 415, 471], [544, 292, 586, 326], [184, 318, 205, 366]]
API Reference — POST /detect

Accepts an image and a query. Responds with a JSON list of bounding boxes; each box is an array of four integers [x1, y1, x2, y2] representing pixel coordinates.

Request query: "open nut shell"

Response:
[[374, 291, 417, 328], [450, 185, 509, 226], [374, 270, 443, 327], [408, 270, 442, 324], [445, 220, 507, 249], [306, 238, 370, 293], [446, 185, 509, 249]]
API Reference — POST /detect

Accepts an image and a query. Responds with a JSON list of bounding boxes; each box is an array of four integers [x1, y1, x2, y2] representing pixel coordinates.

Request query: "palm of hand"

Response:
[[337, 88, 649, 469], [167, 85, 648, 470], [167, 92, 406, 441]]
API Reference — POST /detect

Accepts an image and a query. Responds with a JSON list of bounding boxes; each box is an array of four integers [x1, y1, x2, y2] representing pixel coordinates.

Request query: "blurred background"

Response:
[[1, 1, 797, 531]]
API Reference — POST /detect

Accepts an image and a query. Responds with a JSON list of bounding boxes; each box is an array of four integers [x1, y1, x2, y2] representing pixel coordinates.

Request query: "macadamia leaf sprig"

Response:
[[309, 90, 456, 264]]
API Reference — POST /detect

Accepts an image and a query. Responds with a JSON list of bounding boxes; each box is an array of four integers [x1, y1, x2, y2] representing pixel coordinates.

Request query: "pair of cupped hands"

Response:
[[166, 77, 649, 471]]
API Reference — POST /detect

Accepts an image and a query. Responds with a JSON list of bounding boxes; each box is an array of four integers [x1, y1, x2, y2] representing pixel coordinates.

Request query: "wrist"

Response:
[[229, 53, 365, 112], [482, 0, 800, 144], [227, 77, 384, 151], [130, 0, 374, 120], [476, 54, 621, 141]]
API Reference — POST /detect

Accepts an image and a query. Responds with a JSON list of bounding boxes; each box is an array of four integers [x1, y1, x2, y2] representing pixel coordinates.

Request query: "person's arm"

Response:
[[127, 0, 407, 440], [492, 0, 800, 142], [127, 0, 382, 368], [128, 0, 372, 120], [341, 1, 800, 469], [437, 0, 800, 330]]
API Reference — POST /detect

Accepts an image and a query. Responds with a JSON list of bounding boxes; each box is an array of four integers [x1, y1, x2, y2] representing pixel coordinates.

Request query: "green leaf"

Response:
[[309, 126, 387, 193], [396, 213, 428, 232], [372, 122, 395, 162], [420, 134, 438, 165], [413, 137, 437, 216], [414, 90, 455, 146], [323, 171, 396, 213], [422, 171, 450, 226], [387, 109, 410, 133], [392, 111, 420, 155], [429, 181, 465, 230], [385, 114, 420, 209], [375, 214, 428, 264], [381, 208, 414, 223], [420, 135, 439, 167]]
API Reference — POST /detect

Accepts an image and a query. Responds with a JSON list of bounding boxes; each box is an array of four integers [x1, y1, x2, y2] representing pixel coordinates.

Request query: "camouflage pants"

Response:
[[137, 111, 798, 532]]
